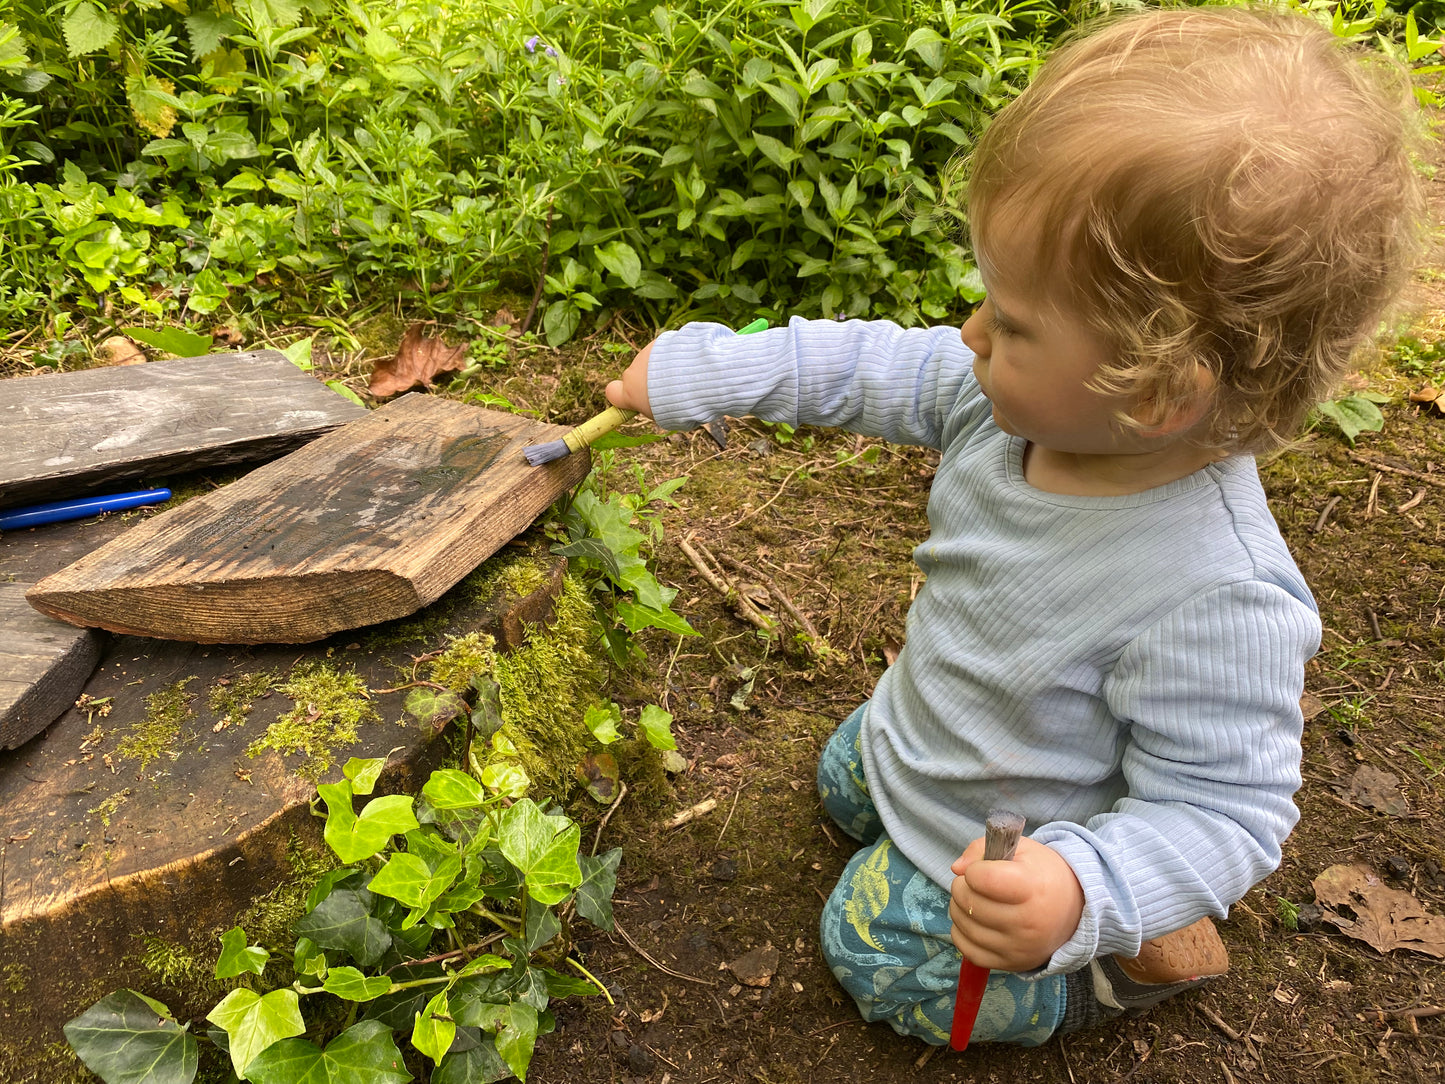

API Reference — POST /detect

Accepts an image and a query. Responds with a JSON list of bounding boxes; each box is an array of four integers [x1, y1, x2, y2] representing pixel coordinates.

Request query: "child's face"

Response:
[[961, 233, 1137, 456]]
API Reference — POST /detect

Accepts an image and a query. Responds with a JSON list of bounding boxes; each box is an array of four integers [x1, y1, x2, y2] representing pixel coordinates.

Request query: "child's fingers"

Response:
[[949, 837, 986, 876], [962, 860, 1033, 905]]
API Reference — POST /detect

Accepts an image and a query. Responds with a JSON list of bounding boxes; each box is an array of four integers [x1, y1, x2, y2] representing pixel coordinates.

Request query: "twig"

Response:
[[370, 680, 448, 694], [1365, 472, 1382, 518], [1313, 495, 1343, 533], [591, 781, 628, 857], [1375, 1006, 1445, 1020], [518, 201, 554, 339], [718, 555, 825, 650], [665, 797, 717, 829], [1397, 488, 1427, 513], [382, 933, 505, 975], [1346, 451, 1445, 490], [717, 785, 745, 843], [913, 1045, 939, 1069], [677, 536, 775, 634], [729, 457, 830, 528], [1195, 1003, 1243, 1042], [611, 919, 715, 985]]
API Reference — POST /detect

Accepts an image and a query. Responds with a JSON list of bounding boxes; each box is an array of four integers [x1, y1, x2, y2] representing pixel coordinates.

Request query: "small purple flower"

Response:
[[545, 45, 557, 57], [525, 35, 540, 53], [557, 76, 567, 86]]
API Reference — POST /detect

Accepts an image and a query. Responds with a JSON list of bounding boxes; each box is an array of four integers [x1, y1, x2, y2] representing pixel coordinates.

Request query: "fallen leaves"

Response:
[[724, 942, 779, 987], [1409, 384, 1444, 416], [95, 335, 146, 367], [368, 323, 468, 399], [1312, 863, 1445, 959], [1335, 764, 1409, 816]]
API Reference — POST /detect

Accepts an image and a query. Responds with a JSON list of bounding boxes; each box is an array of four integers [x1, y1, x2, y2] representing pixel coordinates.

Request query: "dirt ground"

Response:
[[486, 174, 1445, 1084]]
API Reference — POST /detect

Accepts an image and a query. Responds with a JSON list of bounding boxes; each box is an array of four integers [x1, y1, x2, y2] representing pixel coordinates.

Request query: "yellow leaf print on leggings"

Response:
[[844, 840, 891, 951]]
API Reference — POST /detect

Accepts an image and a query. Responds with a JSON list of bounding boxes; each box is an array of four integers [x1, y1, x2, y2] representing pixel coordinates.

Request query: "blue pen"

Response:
[[0, 488, 173, 530]]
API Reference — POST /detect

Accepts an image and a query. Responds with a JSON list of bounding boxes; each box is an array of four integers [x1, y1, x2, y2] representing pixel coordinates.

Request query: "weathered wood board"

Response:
[[0, 520, 569, 1081], [26, 395, 590, 644], [0, 583, 103, 750], [0, 350, 366, 508]]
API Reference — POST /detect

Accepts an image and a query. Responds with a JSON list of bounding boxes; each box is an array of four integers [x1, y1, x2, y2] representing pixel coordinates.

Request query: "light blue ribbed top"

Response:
[[648, 317, 1318, 975]]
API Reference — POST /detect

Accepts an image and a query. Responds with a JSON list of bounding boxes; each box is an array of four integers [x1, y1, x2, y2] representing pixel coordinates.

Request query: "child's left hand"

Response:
[[948, 836, 1085, 972]]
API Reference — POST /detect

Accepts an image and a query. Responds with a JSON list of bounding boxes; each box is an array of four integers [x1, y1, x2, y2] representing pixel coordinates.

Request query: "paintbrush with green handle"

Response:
[[521, 318, 770, 465]]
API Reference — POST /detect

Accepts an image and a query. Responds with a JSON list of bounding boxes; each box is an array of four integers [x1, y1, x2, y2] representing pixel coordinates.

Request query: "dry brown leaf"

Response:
[[95, 335, 146, 367], [368, 323, 469, 398], [1313, 863, 1445, 958], [726, 942, 779, 987], [1337, 764, 1409, 816], [1409, 384, 1444, 415], [213, 325, 245, 347], [1299, 691, 1326, 721]]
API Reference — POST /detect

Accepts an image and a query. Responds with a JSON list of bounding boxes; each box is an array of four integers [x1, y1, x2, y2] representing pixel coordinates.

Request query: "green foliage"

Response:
[[0, 0, 1072, 335], [66, 760, 620, 1083], [1313, 391, 1391, 445]]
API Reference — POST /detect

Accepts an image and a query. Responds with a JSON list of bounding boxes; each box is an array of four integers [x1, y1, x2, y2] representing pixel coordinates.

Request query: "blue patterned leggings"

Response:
[[816, 705, 1068, 1046]]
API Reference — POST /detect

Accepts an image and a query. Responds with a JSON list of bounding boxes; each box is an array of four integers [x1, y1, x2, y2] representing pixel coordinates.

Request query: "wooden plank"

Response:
[[0, 541, 569, 1074], [0, 350, 366, 508], [0, 582, 102, 750], [26, 396, 590, 644]]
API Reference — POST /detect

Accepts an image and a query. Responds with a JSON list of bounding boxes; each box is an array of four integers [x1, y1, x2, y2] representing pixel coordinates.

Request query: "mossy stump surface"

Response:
[[0, 516, 568, 1080]]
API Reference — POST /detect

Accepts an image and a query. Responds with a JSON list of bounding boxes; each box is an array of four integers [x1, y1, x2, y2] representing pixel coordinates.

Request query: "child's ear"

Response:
[[1131, 363, 1215, 437]]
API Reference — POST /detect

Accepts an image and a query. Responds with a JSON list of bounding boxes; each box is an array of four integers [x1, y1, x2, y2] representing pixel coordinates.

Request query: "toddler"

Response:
[[604, 5, 1421, 1046]]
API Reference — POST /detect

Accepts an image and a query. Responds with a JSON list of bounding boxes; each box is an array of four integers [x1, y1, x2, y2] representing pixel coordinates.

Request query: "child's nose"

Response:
[[960, 309, 989, 358]]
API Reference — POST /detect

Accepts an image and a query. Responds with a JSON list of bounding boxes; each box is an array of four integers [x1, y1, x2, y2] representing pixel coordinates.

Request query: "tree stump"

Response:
[[0, 518, 572, 1081]]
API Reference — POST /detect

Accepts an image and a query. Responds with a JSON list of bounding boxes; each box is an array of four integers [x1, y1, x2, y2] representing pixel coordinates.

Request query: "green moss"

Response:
[[87, 788, 131, 827], [208, 670, 278, 730], [115, 677, 195, 770], [139, 936, 217, 994], [246, 662, 378, 782], [3, 964, 26, 994], [489, 576, 606, 793], [429, 631, 497, 693]]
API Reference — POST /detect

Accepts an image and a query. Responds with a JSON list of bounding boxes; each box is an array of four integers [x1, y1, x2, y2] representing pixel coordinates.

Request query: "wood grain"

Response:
[[0, 350, 366, 508], [0, 533, 568, 1076], [0, 583, 102, 750], [26, 396, 590, 643]]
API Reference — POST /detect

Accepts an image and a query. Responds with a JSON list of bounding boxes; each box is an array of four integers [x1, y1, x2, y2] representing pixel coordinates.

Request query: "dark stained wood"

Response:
[[0, 350, 366, 508], [0, 583, 103, 750], [26, 396, 590, 644], [0, 535, 568, 1079]]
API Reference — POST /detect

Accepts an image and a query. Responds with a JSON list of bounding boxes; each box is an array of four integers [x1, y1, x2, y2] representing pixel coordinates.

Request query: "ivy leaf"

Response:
[[550, 537, 623, 579], [541, 967, 603, 999], [404, 687, 467, 730], [293, 886, 393, 967], [471, 677, 504, 740], [497, 799, 582, 906], [206, 988, 305, 1080], [489, 1002, 541, 1082], [411, 991, 456, 1066], [343, 756, 387, 795], [321, 966, 395, 1002], [367, 851, 463, 912], [576, 752, 620, 805], [614, 599, 698, 636], [63, 990, 199, 1084], [523, 894, 562, 952], [215, 926, 270, 979], [422, 769, 487, 810], [245, 1019, 410, 1084], [63, 1, 120, 57], [583, 703, 622, 745], [320, 782, 418, 863], [573, 847, 622, 931], [638, 705, 677, 751], [432, 1027, 512, 1084], [305, 868, 362, 912]]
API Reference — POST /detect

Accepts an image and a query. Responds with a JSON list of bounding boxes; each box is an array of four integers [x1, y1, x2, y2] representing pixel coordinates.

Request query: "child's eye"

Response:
[[987, 314, 1014, 337]]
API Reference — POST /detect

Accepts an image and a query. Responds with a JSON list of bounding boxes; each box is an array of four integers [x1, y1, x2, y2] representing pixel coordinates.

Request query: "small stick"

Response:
[[949, 810, 1026, 1051], [718, 555, 826, 650], [1346, 452, 1445, 490], [612, 919, 715, 985], [1365, 472, 1382, 518], [1313, 495, 1343, 533], [677, 537, 775, 633], [519, 202, 553, 338], [1194, 1003, 1243, 1042], [1397, 488, 1427, 513], [665, 797, 717, 829], [591, 780, 628, 857]]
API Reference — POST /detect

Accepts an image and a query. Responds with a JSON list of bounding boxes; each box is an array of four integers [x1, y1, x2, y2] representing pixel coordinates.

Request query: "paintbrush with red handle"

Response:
[[949, 809, 1026, 1052]]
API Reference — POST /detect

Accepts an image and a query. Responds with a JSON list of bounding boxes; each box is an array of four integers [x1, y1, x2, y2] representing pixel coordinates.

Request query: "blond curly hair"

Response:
[[966, 5, 1425, 453]]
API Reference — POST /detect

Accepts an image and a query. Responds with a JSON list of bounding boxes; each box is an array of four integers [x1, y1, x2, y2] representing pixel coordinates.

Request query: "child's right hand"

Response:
[[604, 340, 655, 419]]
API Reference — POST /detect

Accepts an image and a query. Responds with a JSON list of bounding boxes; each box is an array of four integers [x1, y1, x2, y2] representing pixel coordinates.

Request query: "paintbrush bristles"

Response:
[[522, 406, 638, 465]]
